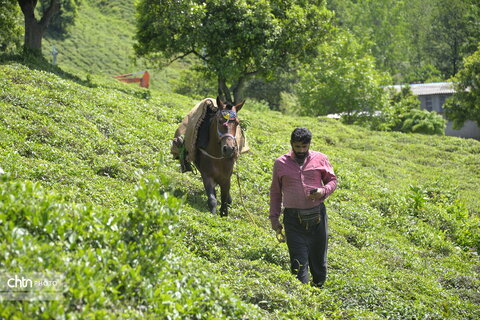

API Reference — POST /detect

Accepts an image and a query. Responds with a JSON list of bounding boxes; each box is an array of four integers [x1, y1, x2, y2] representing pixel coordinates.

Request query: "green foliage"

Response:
[[378, 87, 447, 135], [1, 60, 480, 319], [399, 109, 447, 135], [134, 0, 334, 101], [39, 0, 82, 39], [278, 91, 300, 116], [295, 30, 390, 119], [444, 47, 480, 128], [404, 64, 443, 84], [243, 99, 271, 112], [172, 67, 217, 99], [327, 0, 480, 82], [428, 0, 480, 76], [243, 73, 296, 110], [0, 0, 23, 52], [327, 0, 412, 78]]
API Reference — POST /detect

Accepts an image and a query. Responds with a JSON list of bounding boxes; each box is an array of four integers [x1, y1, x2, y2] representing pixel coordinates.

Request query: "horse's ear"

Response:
[[235, 100, 245, 112], [216, 96, 226, 109]]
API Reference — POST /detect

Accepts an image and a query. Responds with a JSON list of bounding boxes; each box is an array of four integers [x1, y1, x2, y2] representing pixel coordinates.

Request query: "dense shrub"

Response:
[[376, 87, 446, 135]]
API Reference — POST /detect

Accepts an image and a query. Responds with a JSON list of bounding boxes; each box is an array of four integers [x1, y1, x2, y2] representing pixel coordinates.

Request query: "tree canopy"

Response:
[[327, 0, 480, 82], [295, 31, 390, 119], [134, 0, 333, 103], [444, 47, 480, 128]]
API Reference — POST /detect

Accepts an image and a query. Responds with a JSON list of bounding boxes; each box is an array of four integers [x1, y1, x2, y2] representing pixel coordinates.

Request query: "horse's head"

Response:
[[214, 96, 245, 159]]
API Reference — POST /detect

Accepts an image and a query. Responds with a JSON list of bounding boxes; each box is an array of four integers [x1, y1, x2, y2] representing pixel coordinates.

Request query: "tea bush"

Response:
[[1, 61, 479, 318]]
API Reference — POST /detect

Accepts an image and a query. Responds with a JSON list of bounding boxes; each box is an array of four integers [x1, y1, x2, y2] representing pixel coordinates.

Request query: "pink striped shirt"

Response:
[[269, 150, 337, 224]]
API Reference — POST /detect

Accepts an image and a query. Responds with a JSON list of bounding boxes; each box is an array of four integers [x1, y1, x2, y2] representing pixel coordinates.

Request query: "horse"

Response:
[[194, 97, 245, 217]]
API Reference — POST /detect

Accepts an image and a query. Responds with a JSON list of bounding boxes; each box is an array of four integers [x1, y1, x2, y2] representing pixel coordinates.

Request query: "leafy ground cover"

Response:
[[0, 60, 479, 319], [42, 0, 187, 93]]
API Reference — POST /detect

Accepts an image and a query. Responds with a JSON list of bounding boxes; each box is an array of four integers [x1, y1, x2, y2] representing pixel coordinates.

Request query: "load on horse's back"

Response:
[[171, 97, 249, 216]]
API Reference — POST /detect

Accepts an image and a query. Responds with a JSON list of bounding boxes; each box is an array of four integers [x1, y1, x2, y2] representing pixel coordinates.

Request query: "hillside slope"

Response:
[[42, 0, 187, 92], [0, 61, 479, 319]]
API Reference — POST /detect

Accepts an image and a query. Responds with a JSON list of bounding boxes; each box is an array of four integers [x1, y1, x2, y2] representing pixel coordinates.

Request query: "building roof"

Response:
[[390, 82, 455, 96]]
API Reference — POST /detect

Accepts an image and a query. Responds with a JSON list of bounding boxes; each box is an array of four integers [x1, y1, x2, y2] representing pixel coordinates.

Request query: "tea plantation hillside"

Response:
[[42, 0, 187, 92], [1, 61, 480, 319]]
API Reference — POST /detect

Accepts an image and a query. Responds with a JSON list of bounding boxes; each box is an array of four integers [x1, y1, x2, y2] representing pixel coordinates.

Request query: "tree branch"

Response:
[[167, 50, 208, 66], [245, 70, 261, 77], [168, 50, 194, 64], [39, 0, 60, 29], [191, 50, 209, 63], [18, 0, 37, 20]]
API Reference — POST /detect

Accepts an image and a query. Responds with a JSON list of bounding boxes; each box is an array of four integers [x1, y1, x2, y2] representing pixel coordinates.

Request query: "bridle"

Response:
[[199, 109, 239, 160], [217, 111, 237, 143]]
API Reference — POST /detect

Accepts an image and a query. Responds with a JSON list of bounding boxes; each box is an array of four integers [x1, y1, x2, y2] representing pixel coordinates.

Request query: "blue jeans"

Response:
[[283, 203, 328, 286]]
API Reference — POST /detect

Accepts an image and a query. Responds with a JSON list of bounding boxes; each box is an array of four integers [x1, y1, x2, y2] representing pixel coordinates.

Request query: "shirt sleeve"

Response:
[[269, 160, 283, 223], [319, 156, 337, 200]]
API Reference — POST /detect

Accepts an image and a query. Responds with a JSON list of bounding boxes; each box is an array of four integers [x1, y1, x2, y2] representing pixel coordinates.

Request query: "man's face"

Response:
[[291, 141, 310, 160]]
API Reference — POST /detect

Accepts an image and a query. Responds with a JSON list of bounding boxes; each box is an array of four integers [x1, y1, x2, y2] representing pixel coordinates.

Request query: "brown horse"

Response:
[[194, 97, 245, 216]]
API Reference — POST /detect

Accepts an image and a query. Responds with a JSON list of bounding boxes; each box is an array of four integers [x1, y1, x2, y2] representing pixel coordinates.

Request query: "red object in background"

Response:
[[114, 71, 150, 88]]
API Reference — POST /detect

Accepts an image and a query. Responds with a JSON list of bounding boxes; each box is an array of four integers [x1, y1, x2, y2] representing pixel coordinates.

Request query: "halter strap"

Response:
[[217, 128, 236, 142], [199, 147, 226, 160], [216, 115, 237, 143]]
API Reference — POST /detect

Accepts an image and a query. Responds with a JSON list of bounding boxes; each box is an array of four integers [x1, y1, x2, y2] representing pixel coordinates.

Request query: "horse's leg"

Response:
[[201, 173, 217, 215], [219, 181, 232, 217]]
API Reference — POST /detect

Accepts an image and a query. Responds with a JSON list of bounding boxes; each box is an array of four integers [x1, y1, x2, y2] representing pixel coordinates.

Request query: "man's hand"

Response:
[[271, 218, 283, 232], [307, 188, 325, 200], [276, 228, 286, 243]]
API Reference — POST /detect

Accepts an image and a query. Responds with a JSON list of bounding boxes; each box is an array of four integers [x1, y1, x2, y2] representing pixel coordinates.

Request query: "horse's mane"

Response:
[[196, 106, 216, 149]]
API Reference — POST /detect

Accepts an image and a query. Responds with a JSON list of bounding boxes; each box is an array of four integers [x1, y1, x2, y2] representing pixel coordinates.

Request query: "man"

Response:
[[270, 127, 337, 287]]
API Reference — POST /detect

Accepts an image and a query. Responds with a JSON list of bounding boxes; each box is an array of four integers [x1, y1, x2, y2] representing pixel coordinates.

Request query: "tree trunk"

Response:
[[218, 77, 232, 103], [452, 37, 459, 76], [217, 77, 248, 104], [24, 14, 43, 52], [18, 0, 60, 53], [231, 76, 246, 104]]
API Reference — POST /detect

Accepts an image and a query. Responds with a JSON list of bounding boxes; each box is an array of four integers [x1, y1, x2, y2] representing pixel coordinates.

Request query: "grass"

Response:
[[0, 59, 479, 319]]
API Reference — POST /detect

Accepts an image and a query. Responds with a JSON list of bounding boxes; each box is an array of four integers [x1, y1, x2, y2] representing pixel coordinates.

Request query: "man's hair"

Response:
[[290, 127, 312, 144]]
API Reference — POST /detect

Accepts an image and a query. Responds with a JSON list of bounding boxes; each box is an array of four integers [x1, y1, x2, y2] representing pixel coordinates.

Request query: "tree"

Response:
[[327, 0, 411, 78], [327, 0, 480, 82], [428, 0, 479, 77], [0, 0, 23, 52], [444, 47, 480, 128], [18, 0, 60, 53], [17, 0, 80, 53], [295, 31, 390, 120], [134, 0, 333, 103]]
